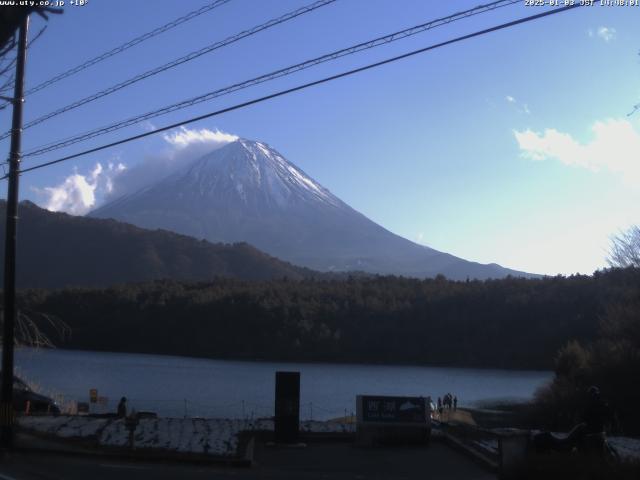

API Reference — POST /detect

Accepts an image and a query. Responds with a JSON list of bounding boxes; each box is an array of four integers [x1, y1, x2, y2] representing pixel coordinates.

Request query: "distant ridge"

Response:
[[0, 200, 314, 289], [92, 139, 538, 280]]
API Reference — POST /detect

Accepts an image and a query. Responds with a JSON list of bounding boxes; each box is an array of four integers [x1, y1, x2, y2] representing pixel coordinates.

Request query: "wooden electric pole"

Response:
[[1, 13, 29, 450]]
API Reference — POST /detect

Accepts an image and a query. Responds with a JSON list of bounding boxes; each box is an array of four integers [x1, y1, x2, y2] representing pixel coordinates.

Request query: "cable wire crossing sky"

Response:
[[20, 0, 522, 158], [1, 0, 639, 277]]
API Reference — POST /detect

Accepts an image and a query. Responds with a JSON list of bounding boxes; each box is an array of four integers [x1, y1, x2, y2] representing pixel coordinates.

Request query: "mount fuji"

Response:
[[90, 139, 535, 279]]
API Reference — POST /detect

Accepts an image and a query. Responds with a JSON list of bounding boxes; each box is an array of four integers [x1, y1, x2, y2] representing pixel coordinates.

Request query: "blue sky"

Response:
[[1, 0, 639, 276]]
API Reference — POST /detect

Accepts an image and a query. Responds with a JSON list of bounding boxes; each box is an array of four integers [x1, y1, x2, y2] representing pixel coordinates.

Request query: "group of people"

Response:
[[425, 393, 458, 421], [437, 393, 457, 416]]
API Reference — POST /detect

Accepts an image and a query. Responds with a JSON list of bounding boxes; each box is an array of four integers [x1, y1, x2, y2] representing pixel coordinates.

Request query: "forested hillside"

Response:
[[0, 201, 314, 288], [19, 267, 639, 371]]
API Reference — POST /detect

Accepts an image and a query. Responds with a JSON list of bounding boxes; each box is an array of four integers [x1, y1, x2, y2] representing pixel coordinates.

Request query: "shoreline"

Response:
[[14, 347, 553, 421], [15, 345, 556, 374]]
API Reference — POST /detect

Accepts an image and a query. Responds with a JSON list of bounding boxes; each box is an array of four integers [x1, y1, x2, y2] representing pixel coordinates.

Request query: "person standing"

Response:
[[453, 396, 458, 411], [425, 396, 433, 420], [117, 397, 127, 418]]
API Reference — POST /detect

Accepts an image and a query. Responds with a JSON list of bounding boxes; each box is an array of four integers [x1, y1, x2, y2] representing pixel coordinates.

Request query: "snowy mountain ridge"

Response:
[[90, 139, 537, 280], [176, 139, 342, 209]]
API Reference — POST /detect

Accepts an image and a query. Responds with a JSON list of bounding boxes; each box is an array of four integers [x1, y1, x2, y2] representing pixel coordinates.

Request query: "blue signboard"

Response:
[[360, 395, 426, 423]]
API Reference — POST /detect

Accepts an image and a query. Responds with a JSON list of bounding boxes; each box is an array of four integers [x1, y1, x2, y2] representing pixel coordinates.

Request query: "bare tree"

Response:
[[607, 225, 640, 268], [0, 6, 60, 110], [0, 33, 17, 102], [0, 6, 61, 51], [0, 308, 70, 348], [0, 24, 47, 112]]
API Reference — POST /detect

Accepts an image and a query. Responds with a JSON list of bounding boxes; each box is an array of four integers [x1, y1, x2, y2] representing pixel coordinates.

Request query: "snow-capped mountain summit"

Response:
[[178, 139, 342, 209], [91, 139, 535, 279]]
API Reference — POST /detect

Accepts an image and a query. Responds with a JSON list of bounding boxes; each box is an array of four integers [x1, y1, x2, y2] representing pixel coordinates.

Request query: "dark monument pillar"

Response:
[[274, 371, 300, 444]]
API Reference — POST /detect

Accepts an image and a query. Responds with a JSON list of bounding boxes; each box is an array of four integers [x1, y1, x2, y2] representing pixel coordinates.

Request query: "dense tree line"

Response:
[[14, 267, 639, 372], [527, 228, 640, 435], [532, 268, 640, 435]]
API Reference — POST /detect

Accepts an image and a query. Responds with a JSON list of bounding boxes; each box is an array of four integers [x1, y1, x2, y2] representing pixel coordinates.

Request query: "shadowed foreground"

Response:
[[0, 441, 495, 480]]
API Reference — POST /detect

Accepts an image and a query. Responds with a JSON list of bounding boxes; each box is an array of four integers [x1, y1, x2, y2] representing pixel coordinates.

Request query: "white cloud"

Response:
[[514, 118, 640, 183], [36, 162, 126, 215], [104, 126, 238, 203], [42, 174, 96, 216], [141, 121, 157, 132], [36, 127, 239, 215], [505, 95, 530, 115], [162, 127, 238, 148], [596, 26, 616, 42], [104, 162, 126, 194]]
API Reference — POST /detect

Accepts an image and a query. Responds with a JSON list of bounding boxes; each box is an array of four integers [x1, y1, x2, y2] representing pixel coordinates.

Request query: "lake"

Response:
[[15, 348, 552, 420]]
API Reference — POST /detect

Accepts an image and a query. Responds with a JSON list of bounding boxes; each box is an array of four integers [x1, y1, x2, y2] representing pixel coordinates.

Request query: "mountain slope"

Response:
[[0, 200, 313, 289], [91, 139, 536, 280]]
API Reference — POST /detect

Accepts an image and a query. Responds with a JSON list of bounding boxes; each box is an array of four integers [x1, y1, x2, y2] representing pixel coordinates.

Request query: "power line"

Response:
[[22, 0, 520, 158], [0, 0, 232, 111], [6, 3, 582, 180], [25, 0, 233, 97], [0, 0, 336, 141]]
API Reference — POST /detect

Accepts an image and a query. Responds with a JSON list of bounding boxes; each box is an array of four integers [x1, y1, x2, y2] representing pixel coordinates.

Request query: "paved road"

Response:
[[0, 442, 496, 480]]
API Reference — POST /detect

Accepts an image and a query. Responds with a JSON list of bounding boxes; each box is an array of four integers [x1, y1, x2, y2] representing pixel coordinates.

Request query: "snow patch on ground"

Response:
[[609, 436, 640, 462], [18, 416, 354, 457], [58, 416, 109, 438], [19, 415, 109, 438], [473, 438, 499, 455], [301, 420, 355, 434], [472, 430, 640, 462]]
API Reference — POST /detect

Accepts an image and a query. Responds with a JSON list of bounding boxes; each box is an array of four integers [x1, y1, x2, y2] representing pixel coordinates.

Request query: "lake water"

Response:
[[15, 348, 553, 420]]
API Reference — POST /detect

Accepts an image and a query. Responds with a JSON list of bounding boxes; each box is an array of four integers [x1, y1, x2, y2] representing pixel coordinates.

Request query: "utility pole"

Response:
[[1, 14, 29, 450]]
